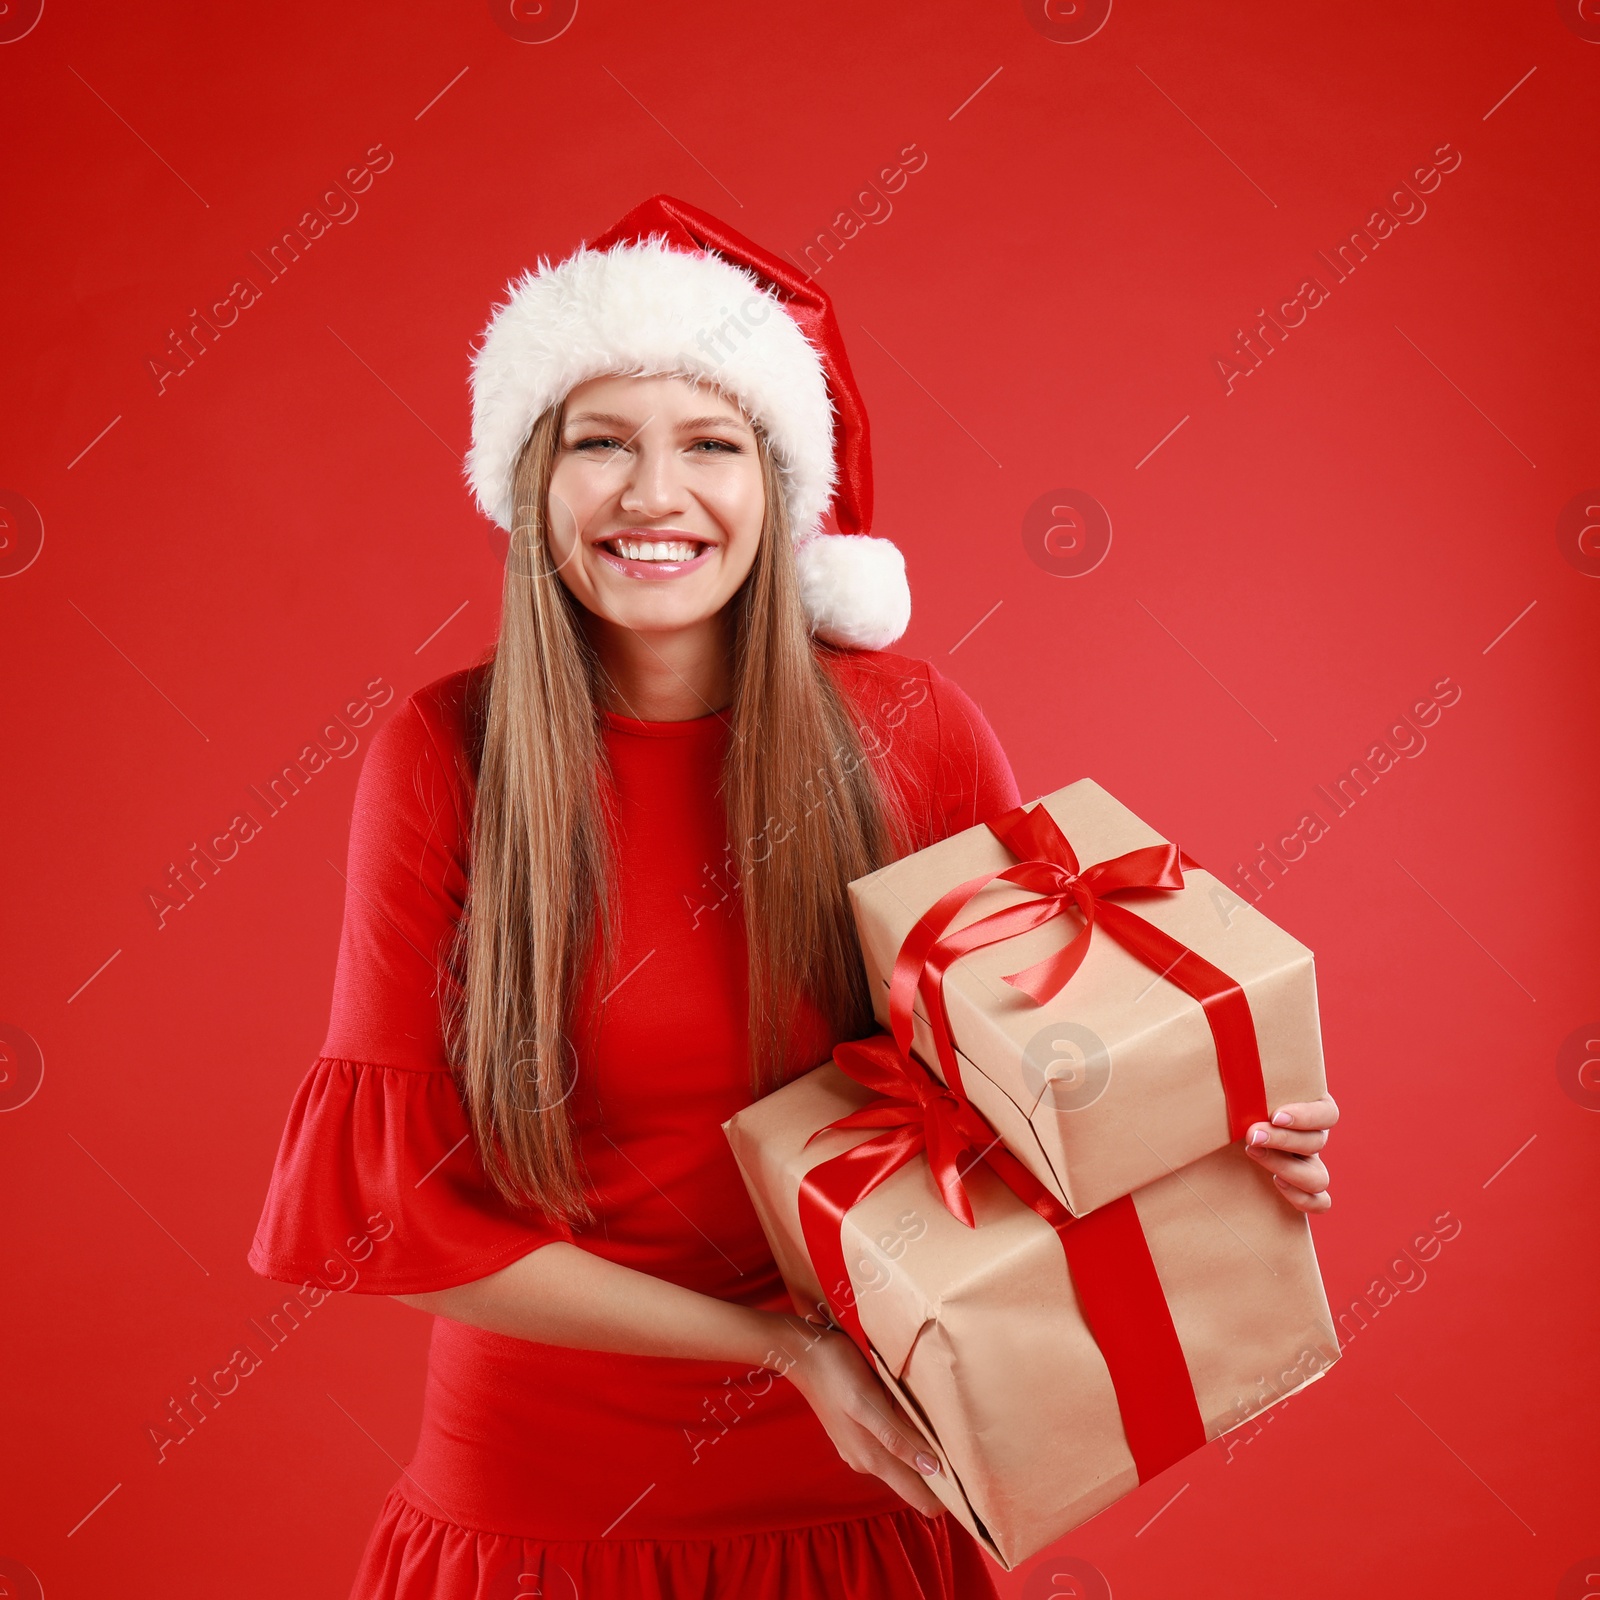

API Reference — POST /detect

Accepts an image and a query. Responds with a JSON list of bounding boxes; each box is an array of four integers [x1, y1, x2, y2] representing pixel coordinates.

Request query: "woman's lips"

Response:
[[594, 539, 715, 581]]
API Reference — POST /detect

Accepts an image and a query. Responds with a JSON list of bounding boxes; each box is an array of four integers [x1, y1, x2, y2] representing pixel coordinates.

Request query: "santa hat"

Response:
[[465, 194, 911, 651]]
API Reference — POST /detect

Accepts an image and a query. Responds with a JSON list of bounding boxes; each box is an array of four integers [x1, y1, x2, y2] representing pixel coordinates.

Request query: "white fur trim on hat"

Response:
[[795, 534, 912, 652], [467, 236, 836, 541]]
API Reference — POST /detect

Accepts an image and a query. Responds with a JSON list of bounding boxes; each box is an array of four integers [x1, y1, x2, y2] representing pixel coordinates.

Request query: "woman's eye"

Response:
[[574, 437, 623, 452], [692, 438, 740, 453]]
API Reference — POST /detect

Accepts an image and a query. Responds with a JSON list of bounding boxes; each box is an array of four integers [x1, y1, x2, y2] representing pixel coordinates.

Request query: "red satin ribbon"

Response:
[[888, 799, 1269, 1142], [796, 1032, 1207, 1484], [796, 1033, 992, 1353]]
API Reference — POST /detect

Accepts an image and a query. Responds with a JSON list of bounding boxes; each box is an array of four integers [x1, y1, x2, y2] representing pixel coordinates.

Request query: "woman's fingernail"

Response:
[[915, 1452, 939, 1475], [1272, 1110, 1295, 1127], [1248, 1127, 1269, 1147]]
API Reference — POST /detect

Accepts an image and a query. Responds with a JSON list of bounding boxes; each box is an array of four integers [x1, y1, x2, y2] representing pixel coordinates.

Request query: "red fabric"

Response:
[[247, 647, 1019, 1600], [357, 1488, 998, 1600]]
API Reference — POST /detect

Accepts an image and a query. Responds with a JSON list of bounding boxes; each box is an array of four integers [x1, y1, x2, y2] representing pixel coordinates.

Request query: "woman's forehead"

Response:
[[563, 370, 751, 424]]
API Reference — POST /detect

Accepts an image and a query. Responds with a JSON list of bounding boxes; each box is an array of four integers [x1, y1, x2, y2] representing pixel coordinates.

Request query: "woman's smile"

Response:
[[594, 529, 718, 580]]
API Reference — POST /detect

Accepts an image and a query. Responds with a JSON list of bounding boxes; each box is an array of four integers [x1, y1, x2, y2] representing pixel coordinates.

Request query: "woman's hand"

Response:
[[1246, 1094, 1339, 1212], [769, 1316, 945, 1517]]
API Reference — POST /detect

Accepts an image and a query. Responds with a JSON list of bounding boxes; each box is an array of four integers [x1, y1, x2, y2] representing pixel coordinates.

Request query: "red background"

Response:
[[2, 1, 1596, 1595]]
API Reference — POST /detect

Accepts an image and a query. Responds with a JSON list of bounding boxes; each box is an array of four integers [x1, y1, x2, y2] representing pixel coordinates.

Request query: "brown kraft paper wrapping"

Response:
[[724, 1060, 1340, 1570], [848, 779, 1327, 1215]]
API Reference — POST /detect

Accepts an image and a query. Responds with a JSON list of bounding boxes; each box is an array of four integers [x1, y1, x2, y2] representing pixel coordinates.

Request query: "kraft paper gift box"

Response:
[[723, 1045, 1340, 1570], [848, 779, 1327, 1216]]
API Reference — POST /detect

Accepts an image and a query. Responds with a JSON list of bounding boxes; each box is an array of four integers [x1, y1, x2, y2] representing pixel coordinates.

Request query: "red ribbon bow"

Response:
[[797, 1033, 1079, 1356], [795, 1034, 1007, 1358], [796, 1029, 1208, 1483], [802, 1032, 996, 1228], [889, 799, 1269, 1141]]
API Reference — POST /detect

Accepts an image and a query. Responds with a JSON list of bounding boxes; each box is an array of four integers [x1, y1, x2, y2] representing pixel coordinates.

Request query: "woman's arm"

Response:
[[394, 1242, 786, 1365], [394, 1244, 947, 1515]]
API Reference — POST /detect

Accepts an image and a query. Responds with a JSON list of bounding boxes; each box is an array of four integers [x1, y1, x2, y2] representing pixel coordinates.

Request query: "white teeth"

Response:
[[607, 538, 703, 563]]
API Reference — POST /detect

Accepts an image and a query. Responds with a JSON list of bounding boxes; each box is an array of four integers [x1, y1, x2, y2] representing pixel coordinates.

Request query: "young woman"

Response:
[[248, 196, 1336, 1600]]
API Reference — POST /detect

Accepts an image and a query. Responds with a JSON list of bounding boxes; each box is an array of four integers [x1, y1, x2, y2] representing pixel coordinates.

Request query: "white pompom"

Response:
[[794, 534, 912, 651]]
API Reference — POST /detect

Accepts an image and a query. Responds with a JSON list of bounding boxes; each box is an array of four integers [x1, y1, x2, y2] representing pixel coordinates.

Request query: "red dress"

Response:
[[248, 647, 1020, 1600]]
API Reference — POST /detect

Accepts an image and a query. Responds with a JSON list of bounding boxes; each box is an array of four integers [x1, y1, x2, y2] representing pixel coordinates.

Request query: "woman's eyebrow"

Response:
[[676, 414, 752, 432], [563, 411, 642, 431]]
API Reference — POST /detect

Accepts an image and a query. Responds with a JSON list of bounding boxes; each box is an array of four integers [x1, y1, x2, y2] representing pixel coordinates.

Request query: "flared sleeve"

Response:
[[247, 677, 573, 1295]]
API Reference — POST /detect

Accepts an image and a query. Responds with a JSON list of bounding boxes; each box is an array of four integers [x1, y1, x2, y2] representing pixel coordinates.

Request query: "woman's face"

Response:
[[545, 372, 767, 638]]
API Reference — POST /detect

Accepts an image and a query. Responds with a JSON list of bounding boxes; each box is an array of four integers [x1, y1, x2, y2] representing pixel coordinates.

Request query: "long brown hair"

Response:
[[449, 396, 911, 1222]]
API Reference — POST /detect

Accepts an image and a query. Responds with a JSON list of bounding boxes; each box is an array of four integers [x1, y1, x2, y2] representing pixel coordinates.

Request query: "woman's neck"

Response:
[[585, 611, 734, 722]]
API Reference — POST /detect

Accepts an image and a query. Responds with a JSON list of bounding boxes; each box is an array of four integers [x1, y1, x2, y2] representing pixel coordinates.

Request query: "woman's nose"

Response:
[[618, 446, 687, 517]]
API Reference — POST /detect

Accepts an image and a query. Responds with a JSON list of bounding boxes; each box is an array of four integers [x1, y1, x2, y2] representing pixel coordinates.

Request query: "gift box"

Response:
[[723, 1037, 1340, 1569], [848, 780, 1327, 1215]]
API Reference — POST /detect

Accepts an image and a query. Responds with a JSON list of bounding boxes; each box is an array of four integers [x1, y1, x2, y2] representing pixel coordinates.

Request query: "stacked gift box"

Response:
[[724, 779, 1341, 1568]]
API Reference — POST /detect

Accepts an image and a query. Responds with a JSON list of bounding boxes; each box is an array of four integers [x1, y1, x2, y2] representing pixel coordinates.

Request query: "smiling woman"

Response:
[[247, 195, 1019, 1600]]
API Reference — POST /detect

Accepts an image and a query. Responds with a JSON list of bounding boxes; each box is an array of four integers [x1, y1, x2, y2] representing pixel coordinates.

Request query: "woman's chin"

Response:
[[592, 593, 726, 637]]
